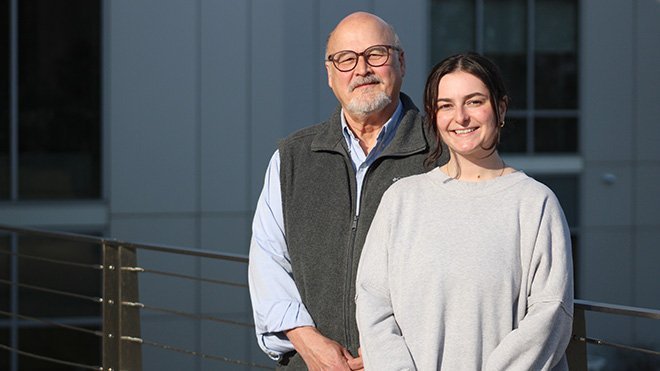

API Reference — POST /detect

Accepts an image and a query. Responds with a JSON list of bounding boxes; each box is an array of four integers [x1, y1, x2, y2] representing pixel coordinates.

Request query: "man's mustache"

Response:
[[349, 75, 382, 92]]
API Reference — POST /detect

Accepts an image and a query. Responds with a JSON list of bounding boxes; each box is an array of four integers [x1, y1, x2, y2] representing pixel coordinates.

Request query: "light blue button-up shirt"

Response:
[[248, 101, 403, 360]]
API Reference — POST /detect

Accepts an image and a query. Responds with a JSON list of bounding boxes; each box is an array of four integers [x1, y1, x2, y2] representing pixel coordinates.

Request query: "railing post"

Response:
[[566, 304, 587, 370], [102, 242, 120, 371], [102, 242, 143, 371], [120, 245, 142, 370]]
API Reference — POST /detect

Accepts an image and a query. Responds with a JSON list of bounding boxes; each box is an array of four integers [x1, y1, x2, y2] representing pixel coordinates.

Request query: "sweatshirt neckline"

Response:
[[426, 166, 528, 197]]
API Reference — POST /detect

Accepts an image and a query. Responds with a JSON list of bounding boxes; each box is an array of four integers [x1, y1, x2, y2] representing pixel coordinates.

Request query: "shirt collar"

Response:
[[340, 99, 404, 145]]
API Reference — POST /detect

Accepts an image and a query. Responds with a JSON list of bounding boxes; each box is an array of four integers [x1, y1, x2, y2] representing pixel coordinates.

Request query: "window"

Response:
[[1, 0, 101, 200], [0, 0, 102, 368]]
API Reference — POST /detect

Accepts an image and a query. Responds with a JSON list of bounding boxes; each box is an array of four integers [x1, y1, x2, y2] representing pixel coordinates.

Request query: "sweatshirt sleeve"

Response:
[[485, 193, 574, 371], [355, 192, 417, 371]]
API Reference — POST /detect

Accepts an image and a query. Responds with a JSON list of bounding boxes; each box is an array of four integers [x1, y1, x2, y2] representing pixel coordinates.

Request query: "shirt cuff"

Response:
[[259, 331, 295, 361]]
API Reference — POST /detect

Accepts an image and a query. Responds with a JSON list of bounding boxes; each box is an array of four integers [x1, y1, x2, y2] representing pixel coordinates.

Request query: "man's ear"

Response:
[[399, 50, 406, 77], [325, 62, 334, 89]]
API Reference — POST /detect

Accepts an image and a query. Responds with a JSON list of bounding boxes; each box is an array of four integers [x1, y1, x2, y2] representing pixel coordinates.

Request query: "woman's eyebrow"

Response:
[[436, 92, 488, 102]]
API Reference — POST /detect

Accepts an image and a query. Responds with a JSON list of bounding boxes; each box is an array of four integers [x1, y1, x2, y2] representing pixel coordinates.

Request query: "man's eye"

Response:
[[367, 52, 386, 58], [337, 56, 356, 64]]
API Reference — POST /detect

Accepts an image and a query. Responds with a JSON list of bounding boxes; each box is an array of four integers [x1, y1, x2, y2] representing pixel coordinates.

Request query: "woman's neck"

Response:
[[441, 152, 509, 182]]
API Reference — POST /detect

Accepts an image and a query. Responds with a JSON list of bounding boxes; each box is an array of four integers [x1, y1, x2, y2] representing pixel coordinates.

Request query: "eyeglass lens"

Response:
[[331, 45, 392, 72]]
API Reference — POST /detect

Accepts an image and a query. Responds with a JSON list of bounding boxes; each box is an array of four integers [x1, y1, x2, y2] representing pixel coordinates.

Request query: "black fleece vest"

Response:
[[277, 94, 444, 369]]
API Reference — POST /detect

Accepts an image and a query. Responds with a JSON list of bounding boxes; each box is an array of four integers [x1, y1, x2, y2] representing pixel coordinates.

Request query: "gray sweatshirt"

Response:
[[355, 168, 573, 371]]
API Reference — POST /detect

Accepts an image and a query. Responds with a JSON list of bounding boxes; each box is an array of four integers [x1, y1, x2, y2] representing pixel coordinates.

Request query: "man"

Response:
[[248, 11, 445, 370]]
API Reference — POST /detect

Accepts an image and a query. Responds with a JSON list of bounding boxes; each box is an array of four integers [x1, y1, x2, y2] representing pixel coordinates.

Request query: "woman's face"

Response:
[[435, 71, 503, 160]]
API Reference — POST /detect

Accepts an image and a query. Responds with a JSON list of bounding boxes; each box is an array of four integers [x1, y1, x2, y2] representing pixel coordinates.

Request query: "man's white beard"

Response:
[[346, 91, 391, 117]]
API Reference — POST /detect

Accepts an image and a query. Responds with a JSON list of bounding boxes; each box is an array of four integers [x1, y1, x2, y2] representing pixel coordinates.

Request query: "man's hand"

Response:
[[285, 326, 356, 371], [347, 347, 364, 371]]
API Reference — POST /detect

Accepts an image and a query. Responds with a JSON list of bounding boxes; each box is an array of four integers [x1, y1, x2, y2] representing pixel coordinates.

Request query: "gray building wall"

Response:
[[106, 0, 428, 252], [579, 0, 660, 352]]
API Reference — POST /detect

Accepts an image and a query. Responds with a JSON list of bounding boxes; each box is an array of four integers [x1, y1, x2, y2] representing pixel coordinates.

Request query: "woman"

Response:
[[355, 53, 573, 371]]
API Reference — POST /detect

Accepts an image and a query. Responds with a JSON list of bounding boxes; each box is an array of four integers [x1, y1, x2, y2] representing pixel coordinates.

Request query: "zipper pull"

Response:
[[351, 214, 359, 230]]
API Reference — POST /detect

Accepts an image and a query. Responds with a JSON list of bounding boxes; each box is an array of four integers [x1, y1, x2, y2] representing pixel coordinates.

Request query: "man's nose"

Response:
[[353, 55, 371, 75]]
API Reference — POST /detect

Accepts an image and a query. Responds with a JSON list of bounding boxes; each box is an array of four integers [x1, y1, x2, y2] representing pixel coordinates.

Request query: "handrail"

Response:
[[0, 223, 249, 262], [575, 299, 660, 320], [570, 299, 660, 361]]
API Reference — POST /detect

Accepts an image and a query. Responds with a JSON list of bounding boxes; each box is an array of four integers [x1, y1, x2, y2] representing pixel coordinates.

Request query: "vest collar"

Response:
[[310, 93, 428, 157]]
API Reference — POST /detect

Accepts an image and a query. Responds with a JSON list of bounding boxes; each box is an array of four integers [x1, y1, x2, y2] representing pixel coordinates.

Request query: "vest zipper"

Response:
[[344, 212, 359, 352]]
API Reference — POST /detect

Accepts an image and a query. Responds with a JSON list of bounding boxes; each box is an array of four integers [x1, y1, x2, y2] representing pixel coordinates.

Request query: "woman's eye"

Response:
[[467, 99, 484, 106], [437, 104, 451, 110]]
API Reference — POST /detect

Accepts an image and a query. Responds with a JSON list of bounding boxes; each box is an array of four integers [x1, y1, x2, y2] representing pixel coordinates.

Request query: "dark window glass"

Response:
[[484, 0, 527, 110], [18, 235, 101, 317], [499, 116, 527, 153], [430, 0, 475, 63], [18, 0, 101, 199], [486, 53, 527, 110], [534, 0, 578, 109], [19, 326, 101, 370], [534, 174, 579, 228], [0, 1, 9, 199], [534, 117, 578, 153]]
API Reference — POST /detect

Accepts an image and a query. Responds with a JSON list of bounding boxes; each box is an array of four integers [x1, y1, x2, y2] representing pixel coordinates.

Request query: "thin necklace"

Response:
[[498, 158, 506, 177], [475, 158, 506, 179], [443, 158, 507, 180]]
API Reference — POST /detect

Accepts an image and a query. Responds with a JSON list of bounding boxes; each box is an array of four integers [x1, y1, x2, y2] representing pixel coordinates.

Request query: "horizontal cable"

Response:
[[132, 302, 254, 328], [0, 249, 103, 270], [127, 337, 274, 370], [573, 335, 660, 356], [0, 309, 102, 337], [0, 278, 102, 304], [139, 267, 248, 288], [0, 343, 102, 370]]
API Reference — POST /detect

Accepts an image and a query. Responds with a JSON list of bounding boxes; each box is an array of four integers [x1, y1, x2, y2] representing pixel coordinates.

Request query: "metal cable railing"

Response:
[[572, 300, 660, 357], [108, 246, 268, 369], [0, 224, 274, 371], [0, 238, 104, 370], [2, 224, 658, 370]]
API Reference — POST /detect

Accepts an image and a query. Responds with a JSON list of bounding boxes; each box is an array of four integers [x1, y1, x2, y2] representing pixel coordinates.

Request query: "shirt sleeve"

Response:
[[355, 192, 417, 371], [248, 150, 315, 360], [485, 194, 574, 371]]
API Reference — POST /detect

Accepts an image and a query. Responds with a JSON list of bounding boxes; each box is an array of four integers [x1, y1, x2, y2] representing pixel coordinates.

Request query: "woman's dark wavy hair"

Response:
[[423, 52, 510, 167]]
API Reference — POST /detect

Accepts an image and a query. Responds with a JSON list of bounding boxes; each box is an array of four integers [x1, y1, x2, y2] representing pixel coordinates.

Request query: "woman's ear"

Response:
[[498, 96, 509, 124]]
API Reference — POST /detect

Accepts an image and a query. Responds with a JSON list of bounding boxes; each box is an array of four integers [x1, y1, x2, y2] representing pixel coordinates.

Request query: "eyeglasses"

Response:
[[326, 44, 400, 72]]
